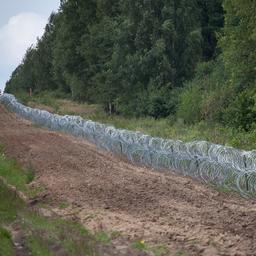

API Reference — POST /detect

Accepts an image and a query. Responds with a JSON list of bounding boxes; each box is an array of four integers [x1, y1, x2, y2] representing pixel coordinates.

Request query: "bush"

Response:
[[176, 57, 232, 125], [147, 87, 180, 119], [223, 90, 256, 131], [115, 86, 180, 119], [177, 85, 203, 124]]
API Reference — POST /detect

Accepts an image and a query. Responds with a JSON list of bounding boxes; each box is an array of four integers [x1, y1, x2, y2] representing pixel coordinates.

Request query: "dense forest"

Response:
[[5, 0, 256, 132]]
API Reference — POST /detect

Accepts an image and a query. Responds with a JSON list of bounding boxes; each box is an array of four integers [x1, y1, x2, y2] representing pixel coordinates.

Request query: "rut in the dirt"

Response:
[[0, 104, 256, 256]]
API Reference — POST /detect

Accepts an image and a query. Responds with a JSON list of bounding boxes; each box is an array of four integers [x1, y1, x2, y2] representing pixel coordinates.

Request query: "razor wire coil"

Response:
[[1, 93, 256, 196]]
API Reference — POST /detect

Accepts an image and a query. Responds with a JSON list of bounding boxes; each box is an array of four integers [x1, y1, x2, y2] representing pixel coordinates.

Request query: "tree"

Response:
[[6, 0, 226, 119], [220, 0, 256, 89]]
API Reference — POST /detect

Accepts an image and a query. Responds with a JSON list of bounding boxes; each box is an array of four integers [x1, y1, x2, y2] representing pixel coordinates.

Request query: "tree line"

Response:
[[5, 0, 256, 131]]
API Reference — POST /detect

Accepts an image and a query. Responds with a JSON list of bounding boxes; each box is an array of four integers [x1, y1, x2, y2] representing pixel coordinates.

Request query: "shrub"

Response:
[[223, 90, 256, 131], [177, 85, 203, 124]]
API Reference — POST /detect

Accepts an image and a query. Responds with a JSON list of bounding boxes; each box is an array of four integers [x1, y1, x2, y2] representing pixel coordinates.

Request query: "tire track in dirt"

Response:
[[0, 104, 256, 256]]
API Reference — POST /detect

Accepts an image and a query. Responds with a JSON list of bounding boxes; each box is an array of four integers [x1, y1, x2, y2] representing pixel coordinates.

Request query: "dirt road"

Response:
[[0, 104, 256, 256]]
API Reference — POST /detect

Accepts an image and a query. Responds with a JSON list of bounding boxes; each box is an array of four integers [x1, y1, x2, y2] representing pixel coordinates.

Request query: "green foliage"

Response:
[[199, 0, 224, 60], [0, 151, 138, 256], [220, 0, 256, 88], [95, 231, 111, 244], [0, 227, 14, 256], [133, 240, 148, 251], [26, 235, 54, 256], [0, 142, 188, 256], [59, 201, 70, 209], [177, 85, 203, 124], [31, 91, 60, 111], [5, 0, 256, 138], [0, 153, 31, 192], [223, 90, 256, 131], [20, 212, 100, 256], [5, 0, 224, 119], [133, 240, 170, 256], [0, 182, 25, 224], [176, 58, 228, 124], [29, 95, 255, 150], [176, 0, 256, 131], [26, 166, 36, 184]]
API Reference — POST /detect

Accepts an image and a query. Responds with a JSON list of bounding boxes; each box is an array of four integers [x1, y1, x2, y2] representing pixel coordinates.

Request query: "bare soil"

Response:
[[0, 104, 256, 256]]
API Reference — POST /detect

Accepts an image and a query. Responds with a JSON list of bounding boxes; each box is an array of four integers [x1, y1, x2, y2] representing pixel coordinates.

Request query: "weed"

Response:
[[0, 153, 28, 191], [18, 212, 103, 256], [175, 250, 189, 256], [25, 165, 36, 184], [133, 240, 170, 256], [152, 245, 169, 256], [26, 186, 45, 199], [0, 183, 25, 224], [0, 144, 5, 153], [26, 235, 54, 256], [95, 231, 111, 244], [0, 152, 102, 256], [110, 230, 122, 239], [133, 240, 148, 251], [0, 227, 14, 256], [59, 202, 70, 209]]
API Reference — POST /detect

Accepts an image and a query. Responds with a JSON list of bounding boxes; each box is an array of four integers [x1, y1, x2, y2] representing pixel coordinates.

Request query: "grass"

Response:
[[26, 165, 36, 184], [110, 230, 122, 239], [18, 92, 256, 151], [0, 182, 24, 256], [0, 147, 102, 256], [19, 212, 101, 256], [0, 146, 26, 254], [133, 240, 148, 251], [0, 144, 171, 256], [17, 91, 60, 113], [26, 235, 54, 256], [0, 153, 29, 192], [59, 202, 70, 209], [84, 113, 256, 151], [133, 240, 170, 256], [0, 146, 38, 190], [95, 231, 111, 244], [0, 227, 15, 256], [0, 181, 25, 224], [0, 147, 41, 200]]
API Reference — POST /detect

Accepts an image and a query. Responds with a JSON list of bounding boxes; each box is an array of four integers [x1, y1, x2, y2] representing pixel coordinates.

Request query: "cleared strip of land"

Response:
[[0, 104, 256, 256]]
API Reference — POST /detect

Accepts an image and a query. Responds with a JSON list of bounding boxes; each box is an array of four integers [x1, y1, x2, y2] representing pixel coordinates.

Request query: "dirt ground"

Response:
[[0, 104, 256, 256]]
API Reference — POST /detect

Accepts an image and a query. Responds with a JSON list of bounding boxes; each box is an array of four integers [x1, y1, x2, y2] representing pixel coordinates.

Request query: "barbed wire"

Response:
[[1, 94, 256, 196]]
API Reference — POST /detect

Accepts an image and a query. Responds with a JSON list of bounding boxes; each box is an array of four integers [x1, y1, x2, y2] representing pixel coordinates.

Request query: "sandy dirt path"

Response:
[[0, 104, 256, 256]]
